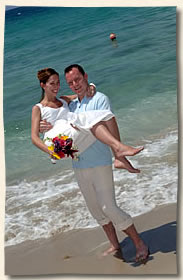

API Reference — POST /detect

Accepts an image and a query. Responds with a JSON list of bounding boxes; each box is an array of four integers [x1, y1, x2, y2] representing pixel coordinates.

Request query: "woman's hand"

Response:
[[86, 83, 96, 97], [70, 123, 80, 130], [39, 119, 53, 133]]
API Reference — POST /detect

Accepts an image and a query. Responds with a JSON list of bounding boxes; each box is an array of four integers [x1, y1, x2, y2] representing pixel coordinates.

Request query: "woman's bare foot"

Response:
[[114, 158, 140, 173], [114, 144, 144, 159]]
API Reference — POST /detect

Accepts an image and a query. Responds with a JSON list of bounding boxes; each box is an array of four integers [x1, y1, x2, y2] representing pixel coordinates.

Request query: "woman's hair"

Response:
[[37, 68, 59, 102]]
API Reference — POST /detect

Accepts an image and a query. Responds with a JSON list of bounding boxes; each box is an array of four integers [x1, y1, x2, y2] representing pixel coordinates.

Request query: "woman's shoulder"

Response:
[[33, 103, 42, 109], [32, 104, 42, 118], [32, 103, 44, 115], [32, 103, 42, 110]]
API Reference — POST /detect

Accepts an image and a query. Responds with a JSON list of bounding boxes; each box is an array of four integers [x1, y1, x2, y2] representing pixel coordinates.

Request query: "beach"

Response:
[[5, 203, 177, 275]]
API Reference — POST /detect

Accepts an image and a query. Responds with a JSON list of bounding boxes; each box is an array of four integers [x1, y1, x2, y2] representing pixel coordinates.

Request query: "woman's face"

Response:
[[42, 74, 60, 97]]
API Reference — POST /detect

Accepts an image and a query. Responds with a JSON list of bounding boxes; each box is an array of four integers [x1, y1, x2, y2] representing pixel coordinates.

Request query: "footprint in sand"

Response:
[[63, 255, 72, 260]]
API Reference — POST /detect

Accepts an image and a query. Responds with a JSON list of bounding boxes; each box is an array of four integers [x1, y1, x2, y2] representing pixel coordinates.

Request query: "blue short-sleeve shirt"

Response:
[[69, 91, 112, 168]]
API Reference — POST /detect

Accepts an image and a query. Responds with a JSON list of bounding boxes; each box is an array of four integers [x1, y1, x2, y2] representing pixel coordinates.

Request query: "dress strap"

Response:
[[35, 103, 43, 109]]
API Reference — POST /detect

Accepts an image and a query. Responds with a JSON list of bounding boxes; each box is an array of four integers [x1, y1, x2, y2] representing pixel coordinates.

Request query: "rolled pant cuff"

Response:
[[97, 218, 111, 227], [115, 218, 133, 231]]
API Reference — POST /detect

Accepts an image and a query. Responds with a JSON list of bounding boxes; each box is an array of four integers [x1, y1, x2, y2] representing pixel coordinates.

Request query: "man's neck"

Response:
[[77, 91, 86, 102], [77, 85, 90, 102], [78, 95, 84, 102]]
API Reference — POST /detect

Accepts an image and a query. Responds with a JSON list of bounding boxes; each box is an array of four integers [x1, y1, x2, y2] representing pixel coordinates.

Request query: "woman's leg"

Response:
[[98, 117, 141, 173], [91, 119, 144, 159]]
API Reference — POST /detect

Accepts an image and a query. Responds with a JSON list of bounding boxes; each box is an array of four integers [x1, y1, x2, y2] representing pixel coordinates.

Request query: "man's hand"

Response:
[[39, 119, 53, 133]]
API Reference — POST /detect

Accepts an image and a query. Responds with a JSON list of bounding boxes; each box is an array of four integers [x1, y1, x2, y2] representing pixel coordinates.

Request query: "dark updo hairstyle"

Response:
[[37, 68, 59, 102]]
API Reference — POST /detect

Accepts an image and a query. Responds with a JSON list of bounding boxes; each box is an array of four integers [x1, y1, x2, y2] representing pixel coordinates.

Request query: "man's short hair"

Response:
[[64, 64, 85, 76]]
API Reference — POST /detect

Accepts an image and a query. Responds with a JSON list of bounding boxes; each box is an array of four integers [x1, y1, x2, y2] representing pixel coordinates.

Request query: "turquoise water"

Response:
[[4, 6, 178, 246], [4, 6, 177, 183]]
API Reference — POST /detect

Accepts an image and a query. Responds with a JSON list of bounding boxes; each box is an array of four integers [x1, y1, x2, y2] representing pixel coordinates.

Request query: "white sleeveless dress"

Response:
[[36, 98, 114, 154]]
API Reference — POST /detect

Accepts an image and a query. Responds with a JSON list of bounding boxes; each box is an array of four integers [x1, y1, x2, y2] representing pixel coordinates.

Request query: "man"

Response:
[[41, 64, 149, 263]]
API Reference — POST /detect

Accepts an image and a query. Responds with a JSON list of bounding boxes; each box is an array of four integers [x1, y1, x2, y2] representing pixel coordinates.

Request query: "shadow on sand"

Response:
[[120, 221, 176, 266]]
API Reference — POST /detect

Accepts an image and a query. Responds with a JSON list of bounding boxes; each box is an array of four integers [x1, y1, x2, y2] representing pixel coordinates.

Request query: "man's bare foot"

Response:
[[114, 158, 140, 173], [113, 248, 124, 260], [135, 241, 149, 264], [102, 245, 118, 256], [102, 246, 123, 260]]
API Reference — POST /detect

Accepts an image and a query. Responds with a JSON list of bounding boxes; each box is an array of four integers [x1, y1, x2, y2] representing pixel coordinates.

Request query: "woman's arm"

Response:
[[31, 106, 52, 155], [60, 83, 96, 103], [59, 94, 77, 104]]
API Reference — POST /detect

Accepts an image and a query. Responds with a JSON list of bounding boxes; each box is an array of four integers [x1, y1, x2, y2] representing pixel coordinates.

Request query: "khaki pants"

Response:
[[74, 165, 133, 231]]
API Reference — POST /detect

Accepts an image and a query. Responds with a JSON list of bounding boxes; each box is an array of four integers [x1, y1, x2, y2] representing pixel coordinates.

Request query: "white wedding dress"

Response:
[[36, 98, 114, 154]]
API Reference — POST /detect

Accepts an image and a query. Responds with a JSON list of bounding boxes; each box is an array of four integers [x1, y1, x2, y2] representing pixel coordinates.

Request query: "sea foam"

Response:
[[5, 129, 178, 247]]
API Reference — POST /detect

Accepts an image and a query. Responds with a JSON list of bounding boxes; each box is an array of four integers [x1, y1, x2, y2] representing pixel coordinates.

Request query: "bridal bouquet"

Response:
[[45, 134, 79, 161]]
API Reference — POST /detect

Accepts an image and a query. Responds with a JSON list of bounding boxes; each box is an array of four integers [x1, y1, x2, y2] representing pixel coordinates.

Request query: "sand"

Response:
[[4, 203, 177, 276]]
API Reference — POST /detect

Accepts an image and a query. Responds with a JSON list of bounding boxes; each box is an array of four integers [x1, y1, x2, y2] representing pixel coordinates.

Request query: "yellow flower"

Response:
[[48, 146, 61, 159], [48, 145, 54, 151], [61, 135, 68, 140]]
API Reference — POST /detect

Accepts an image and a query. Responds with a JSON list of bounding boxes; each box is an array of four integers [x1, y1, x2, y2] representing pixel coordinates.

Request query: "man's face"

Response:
[[65, 67, 88, 99]]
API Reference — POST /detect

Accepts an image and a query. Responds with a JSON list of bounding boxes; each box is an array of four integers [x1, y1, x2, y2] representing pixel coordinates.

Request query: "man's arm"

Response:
[[39, 119, 53, 133]]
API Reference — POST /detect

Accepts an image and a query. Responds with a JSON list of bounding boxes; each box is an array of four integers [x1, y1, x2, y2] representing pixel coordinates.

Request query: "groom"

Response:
[[40, 64, 149, 263]]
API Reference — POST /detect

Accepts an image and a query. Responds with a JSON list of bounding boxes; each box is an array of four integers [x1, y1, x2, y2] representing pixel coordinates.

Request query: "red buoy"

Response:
[[110, 33, 117, 41]]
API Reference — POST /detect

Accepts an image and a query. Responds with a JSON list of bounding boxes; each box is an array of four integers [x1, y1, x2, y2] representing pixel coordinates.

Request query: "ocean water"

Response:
[[3, 6, 177, 246]]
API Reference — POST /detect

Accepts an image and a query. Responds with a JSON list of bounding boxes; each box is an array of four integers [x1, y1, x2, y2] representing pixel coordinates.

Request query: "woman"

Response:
[[31, 68, 143, 162]]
